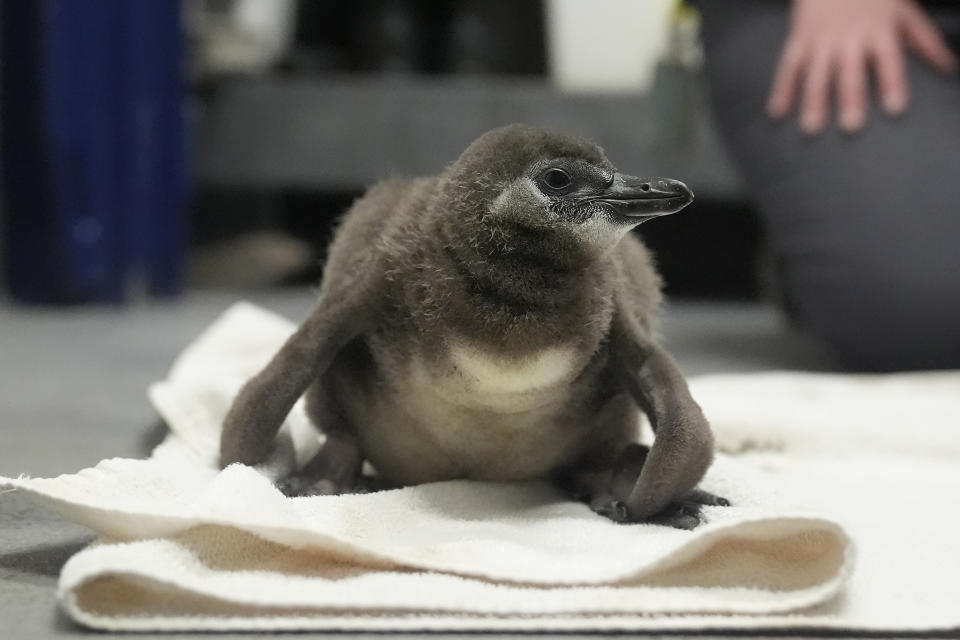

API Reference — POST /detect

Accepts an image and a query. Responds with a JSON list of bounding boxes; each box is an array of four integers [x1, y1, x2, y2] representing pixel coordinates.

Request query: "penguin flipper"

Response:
[[561, 444, 728, 529], [610, 312, 719, 523], [219, 292, 377, 469]]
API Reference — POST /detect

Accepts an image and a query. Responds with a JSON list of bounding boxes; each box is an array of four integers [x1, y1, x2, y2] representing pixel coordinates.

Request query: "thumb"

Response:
[[900, 2, 958, 74]]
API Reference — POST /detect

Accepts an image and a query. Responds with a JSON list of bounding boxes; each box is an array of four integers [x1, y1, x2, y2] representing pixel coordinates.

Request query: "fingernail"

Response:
[[884, 93, 907, 116], [840, 109, 863, 133], [800, 114, 822, 136]]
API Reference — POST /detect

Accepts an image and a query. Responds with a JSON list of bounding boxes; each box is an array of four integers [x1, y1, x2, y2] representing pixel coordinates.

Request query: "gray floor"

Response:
[[0, 289, 841, 638]]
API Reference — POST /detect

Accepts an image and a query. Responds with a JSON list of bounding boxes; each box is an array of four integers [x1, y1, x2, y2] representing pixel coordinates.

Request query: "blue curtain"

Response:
[[2, 0, 189, 303]]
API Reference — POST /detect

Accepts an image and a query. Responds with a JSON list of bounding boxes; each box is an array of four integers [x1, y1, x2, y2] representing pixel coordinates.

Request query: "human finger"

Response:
[[799, 50, 833, 135], [870, 34, 909, 116], [900, 1, 958, 75], [767, 41, 805, 119], [837, 45, 868, 133]]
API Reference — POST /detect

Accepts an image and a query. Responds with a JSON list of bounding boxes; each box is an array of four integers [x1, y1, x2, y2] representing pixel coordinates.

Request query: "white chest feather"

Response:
[[355, 341, 591, 484], [448, 343, 579, 396]]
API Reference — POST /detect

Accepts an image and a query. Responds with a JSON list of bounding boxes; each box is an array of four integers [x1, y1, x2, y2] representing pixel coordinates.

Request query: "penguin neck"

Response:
[[386, 212, 618, 356], [440, 216, 601, 314]]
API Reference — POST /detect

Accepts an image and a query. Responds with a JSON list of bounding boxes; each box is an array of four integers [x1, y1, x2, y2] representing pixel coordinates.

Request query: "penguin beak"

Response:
[[596, 174, 694, 220]]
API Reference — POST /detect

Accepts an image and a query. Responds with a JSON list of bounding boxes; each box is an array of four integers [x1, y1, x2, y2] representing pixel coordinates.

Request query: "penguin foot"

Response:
[[277, 472, 392, 497], [276, 433, 365, 497], [277, 475, 350, 497], [644, 489, 731, 530], [589, 496, 701, 529], [645, 500, 706, 530], [589, 488, 730, 529], [684, 487, 731, 507], [352, 473, 393, 494], [588, 493, 631, 523]]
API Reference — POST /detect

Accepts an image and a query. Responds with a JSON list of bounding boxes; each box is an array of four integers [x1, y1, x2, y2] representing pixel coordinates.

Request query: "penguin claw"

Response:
[[589, 495, 631, 523], [648, 511, 702, 530], [640, 500, 705, 529], [642, 490, 731, 529], [683, 488, 731, 507], [276, 477, 302, 497]]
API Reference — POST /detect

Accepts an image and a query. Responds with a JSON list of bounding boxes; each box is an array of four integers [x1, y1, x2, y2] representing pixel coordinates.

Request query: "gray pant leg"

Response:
[[699, 1, 960, 370]]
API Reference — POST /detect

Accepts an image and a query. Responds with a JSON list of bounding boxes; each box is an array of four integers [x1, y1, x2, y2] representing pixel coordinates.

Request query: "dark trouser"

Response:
[[699, 1, 960, 370]]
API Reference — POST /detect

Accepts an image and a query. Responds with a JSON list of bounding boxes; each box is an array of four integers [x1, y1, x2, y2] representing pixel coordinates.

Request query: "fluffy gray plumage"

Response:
[[220, 124, 726, 528]]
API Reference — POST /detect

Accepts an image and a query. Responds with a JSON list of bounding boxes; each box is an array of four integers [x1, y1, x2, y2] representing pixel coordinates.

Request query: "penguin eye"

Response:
[[540, 168, 573, 192]]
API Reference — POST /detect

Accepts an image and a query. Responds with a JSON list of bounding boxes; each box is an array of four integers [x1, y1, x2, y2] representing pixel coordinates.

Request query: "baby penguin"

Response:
[[220, 124, 726, 528]]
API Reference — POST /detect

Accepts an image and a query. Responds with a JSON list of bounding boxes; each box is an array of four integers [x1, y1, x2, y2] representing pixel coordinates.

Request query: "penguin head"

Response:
[[439, 124, 694, 256]]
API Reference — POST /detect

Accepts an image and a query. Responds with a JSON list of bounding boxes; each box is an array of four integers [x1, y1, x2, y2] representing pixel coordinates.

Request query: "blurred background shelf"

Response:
[[199, 75, 744, 199], [195, 74, 758, 298]]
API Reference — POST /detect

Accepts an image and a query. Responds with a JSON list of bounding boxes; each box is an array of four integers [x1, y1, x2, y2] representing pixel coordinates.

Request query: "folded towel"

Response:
[[3, 302, 958, 633]]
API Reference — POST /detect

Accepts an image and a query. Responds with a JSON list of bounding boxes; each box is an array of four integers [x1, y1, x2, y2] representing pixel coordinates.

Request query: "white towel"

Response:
[[3, 302, 959, 633]]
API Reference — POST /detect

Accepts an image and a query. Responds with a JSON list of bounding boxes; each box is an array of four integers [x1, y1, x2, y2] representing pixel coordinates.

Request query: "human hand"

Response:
[[767, 0, 957, 135]]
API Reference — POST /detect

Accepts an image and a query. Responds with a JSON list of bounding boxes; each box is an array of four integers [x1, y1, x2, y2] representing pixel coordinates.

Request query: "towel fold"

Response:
[[4, 302, 959, 633]]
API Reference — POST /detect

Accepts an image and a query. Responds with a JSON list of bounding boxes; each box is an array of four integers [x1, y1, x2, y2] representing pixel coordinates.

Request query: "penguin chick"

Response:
[[220, 124, 727, 528]]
